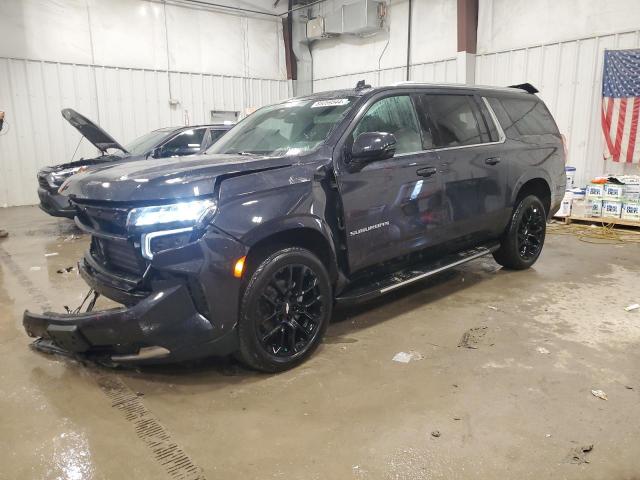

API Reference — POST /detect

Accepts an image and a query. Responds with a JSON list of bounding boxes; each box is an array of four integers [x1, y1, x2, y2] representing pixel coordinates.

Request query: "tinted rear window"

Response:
[[487, 97, 558, 140], [417, 94, 491, 148]]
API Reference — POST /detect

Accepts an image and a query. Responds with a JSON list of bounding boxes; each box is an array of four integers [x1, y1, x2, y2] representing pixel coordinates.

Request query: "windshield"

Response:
[[207, 97, 356, 156], [125, 129, 172, 156]]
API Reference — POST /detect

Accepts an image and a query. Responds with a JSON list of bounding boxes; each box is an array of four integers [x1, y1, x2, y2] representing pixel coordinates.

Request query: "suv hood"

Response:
[[62, 108, 128, 154], [60, 154, 293, 203], [38, 154, 125, 176]]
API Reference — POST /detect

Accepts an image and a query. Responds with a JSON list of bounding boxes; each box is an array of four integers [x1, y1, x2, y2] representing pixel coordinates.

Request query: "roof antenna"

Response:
[[355, 80, 371, 91]]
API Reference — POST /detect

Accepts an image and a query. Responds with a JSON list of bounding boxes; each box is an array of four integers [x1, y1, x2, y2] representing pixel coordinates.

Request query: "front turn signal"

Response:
[[233, 256, 246, 278]]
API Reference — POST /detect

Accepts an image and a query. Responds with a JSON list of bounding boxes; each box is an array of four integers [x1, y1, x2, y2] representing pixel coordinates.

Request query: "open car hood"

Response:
[[59, 153, 292, 203], [62, 108, 128, 154]]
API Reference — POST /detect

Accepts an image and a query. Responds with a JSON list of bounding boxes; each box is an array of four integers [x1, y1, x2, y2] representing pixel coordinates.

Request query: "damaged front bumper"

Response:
[[23, 284, 233, 364], [23, 226, 247, 365]]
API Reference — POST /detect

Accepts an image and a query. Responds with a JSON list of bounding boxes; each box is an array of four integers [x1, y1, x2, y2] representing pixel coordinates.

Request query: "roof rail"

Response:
[[508, 83, 539, 94]]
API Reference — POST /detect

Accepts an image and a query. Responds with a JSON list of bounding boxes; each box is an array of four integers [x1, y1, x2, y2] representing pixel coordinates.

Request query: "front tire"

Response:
[[493, 195, 546, 270], [237, 247, 332, 373]]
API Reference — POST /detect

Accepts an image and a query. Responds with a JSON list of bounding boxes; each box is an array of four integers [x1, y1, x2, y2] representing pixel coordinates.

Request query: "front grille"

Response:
[[92, 237, 147, 276], [76, 203, 130, 235]]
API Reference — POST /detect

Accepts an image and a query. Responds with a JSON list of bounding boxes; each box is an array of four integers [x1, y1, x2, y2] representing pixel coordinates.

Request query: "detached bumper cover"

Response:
[[23, 284, 236, 363]]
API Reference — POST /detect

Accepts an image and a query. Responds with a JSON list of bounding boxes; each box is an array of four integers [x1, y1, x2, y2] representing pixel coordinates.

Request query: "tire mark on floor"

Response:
[[0, 245, 51, 310], [0, 243, 207, 479], [97, 374, 207, 480]]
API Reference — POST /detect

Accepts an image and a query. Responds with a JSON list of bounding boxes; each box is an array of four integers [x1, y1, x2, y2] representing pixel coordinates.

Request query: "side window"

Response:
[[420, 94, 489, 147], [351, 95, 422, 155], [160, 128, 206, 157], [477, 98, 499, 142], [487, 97, 558, 140]]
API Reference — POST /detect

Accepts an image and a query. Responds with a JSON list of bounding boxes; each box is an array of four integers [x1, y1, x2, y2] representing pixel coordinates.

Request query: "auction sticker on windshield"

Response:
[[311, 99, 350, 108]]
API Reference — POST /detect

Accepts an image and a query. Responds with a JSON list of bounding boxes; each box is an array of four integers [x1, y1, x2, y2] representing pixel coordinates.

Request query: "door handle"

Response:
[[485, 157, 501, 165], [416, 166, 437, 177]]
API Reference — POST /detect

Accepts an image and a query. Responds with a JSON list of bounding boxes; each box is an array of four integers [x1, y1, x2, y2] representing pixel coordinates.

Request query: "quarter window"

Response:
[[351, 96, 422, 155], [209, 129, 227, 144], [487, 97, 557, 139], [418, 94, 490, 148]]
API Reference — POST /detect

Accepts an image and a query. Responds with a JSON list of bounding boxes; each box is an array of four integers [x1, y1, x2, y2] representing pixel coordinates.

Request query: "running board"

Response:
[[335, 243, 500, 306]]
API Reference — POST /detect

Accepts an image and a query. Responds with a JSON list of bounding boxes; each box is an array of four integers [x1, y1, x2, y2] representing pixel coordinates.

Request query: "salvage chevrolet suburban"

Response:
[[24, 82, 566, 372]]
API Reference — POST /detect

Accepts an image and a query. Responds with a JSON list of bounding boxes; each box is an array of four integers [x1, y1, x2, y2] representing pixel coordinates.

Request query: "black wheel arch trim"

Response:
[[238, 215, 342, 284]]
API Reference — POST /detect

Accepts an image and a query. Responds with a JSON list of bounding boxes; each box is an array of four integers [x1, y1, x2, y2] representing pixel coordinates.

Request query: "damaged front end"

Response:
[[23, 198, 247, 365]]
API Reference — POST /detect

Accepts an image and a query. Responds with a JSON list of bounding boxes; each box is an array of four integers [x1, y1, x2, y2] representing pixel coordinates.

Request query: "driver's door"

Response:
[[334, 94, 446, 273]]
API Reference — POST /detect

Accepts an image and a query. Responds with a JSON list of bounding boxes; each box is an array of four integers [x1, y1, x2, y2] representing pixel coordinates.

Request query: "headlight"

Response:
[[47, 166, 83, 188], [126, 199, 217, 227]]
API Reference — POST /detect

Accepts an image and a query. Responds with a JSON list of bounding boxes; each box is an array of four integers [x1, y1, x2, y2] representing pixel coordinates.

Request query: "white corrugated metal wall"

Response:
[[0, 58, 291, 207], [313, 58, 457, 92], [310, 0, 458, 92], [476, 29, 640, 188], [0, 0, 292, 208]]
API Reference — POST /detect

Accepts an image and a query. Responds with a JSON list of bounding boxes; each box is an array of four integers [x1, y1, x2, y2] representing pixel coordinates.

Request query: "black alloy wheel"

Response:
[[493, 194, 547, 270], [257, 264, 323, 357], [237, 247, 332, 372], [517, 203, 545, 260]]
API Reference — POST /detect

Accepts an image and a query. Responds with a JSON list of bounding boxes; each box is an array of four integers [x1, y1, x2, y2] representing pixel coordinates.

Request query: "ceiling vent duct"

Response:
[[306, 0, 384, 40]]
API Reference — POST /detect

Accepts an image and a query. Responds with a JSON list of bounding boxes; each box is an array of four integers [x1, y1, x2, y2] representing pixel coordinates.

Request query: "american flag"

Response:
[[601, 49, 640, 163]]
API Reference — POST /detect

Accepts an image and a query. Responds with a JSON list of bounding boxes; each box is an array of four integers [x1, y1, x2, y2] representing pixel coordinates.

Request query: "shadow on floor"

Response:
[[87, 262, 516, 385]]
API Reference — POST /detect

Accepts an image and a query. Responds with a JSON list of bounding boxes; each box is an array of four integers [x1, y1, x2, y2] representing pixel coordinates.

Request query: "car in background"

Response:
[[37, 108, 232, 218]]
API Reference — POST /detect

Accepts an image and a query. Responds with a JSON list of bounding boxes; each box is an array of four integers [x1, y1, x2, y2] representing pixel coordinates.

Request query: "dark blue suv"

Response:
[[24, 82, 565, 372]]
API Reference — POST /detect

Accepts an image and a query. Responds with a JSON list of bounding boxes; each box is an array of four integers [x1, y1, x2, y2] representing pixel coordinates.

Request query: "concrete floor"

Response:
[[1, 205, 640, 479]]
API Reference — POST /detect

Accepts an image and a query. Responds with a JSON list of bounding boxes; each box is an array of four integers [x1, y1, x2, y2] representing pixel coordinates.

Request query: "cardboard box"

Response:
[[586, 198, 602, 217], [602, 200, 622, 218], [604, 183, 624, 200], [623, 183, 640, 203], [586, 183, 605, 198], [571, 198, 587, 218], [621, 203, 640, 221]]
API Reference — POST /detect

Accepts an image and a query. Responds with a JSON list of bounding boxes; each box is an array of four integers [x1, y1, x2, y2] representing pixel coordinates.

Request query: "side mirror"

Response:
[[150, 146, 163, 158], [350, 132, 396, 169]]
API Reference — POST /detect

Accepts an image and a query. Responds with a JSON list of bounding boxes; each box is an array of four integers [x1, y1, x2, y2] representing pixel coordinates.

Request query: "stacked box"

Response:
[[585, 183, 604, 217], [586, 183, 605, 198], [586, 198, 602, 217], [623, 182, 640, 203], [604, 183, 624, 200], [602, 200, 623, 218], [620, 178, 639, 222], [622, 203, 640, 220], [571, 198, 587, 217]]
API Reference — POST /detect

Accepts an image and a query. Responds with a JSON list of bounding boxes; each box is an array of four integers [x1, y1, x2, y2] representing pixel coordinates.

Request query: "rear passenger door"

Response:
[[415, 93, 508, 242]]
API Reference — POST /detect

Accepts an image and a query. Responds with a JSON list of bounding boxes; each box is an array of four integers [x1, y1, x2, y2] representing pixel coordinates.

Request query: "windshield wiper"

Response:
[[226, 150, 271, 156]]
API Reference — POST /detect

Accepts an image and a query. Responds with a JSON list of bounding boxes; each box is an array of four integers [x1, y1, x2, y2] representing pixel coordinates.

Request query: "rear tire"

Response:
[[493, 195, 546, 270], [236, 247, 332, 373]]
